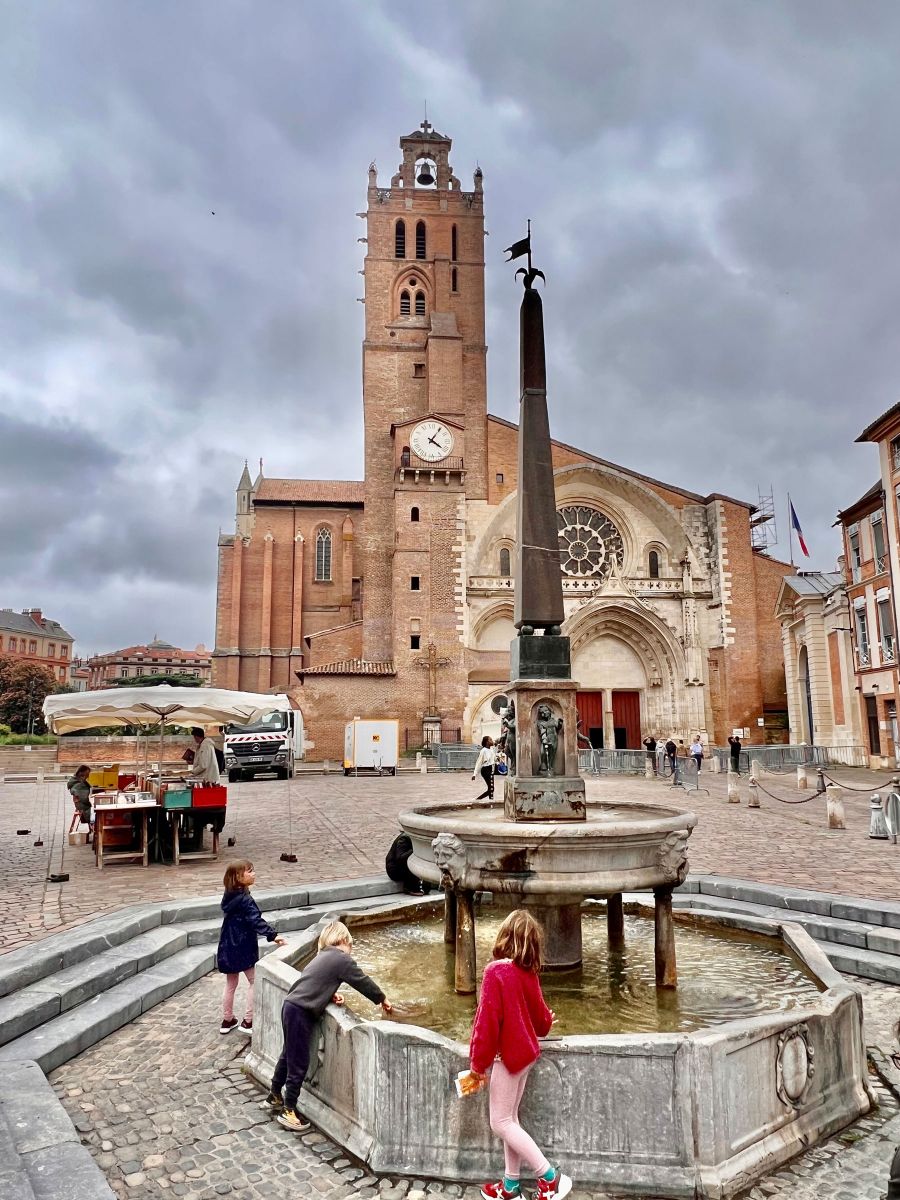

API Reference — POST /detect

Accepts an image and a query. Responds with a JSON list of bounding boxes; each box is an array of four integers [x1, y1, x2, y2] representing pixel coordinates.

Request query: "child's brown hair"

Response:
[[492, 908, 544, 974], [223, 860, 253, 891]]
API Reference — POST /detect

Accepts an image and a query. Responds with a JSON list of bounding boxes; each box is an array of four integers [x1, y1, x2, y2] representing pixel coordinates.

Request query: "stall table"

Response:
[[93, 794, 157, 869]]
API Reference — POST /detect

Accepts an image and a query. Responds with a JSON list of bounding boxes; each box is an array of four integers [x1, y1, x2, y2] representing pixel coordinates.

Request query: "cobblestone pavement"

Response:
[[3, 765, 899, 953], [49, 971, 900, 1200]]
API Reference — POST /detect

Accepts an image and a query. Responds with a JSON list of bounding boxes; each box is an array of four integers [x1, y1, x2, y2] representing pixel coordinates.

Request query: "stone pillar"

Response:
[[290, 532, 304, 679], [258, 531, 274, 692], [826, 783, 846, 830], [606, 892, 625, 952], [525, 896, 582, 968], [710, 755, 721, 775], [644, 757, 654, 779], [797, 764, 808, 790], [603, 704, 615, 755], [443, 886, 457, 944], [727, 770, 742, 804], [748, 779, 760, 808], [228, 536, 244, 689], [749, 757, 761, 781], [870, 794, 889, 839], [654, 886, 677, 988], [455, 889, 477, 994]]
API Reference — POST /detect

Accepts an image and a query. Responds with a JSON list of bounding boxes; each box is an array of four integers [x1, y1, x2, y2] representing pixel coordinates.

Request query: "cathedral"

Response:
[[212, 122, 793, 760]]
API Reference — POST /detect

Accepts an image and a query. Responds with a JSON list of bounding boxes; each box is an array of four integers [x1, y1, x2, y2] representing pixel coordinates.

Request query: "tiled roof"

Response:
[[92, 644, 211, 663], [857, 401, 900, 443], [836, 480, 881, 521], [0, 610, 74, 640], [254, 479, 365, 505], [781, 572, 843, 598], [295, 659, 395, 677]]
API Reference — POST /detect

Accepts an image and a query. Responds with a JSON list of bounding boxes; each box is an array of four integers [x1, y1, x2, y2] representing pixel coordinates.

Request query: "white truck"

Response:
[[343, 718, 399, 776], [223, 702, 304, 782]]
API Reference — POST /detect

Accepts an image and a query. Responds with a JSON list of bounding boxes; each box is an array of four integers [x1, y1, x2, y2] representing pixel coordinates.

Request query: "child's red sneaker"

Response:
[[534, 1169, 571, 1200], [480, 1182, 520, 1200]]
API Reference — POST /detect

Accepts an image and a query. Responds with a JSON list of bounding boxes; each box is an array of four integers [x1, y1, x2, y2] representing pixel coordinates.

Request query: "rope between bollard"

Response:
[[751, 779, 822, 805], [821, 771, 881, 793]]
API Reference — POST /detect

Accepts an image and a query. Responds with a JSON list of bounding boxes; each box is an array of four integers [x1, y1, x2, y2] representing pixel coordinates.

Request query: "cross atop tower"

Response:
[[420, 118, 432, 137]]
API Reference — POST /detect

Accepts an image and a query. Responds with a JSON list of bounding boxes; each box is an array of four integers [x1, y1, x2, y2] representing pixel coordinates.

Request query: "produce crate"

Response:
[[192, 785, 227, 808], [163, 789, 192, 810]]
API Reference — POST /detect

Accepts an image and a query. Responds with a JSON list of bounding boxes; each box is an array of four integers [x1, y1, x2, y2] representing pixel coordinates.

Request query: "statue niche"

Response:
[[533, 701, 564, 777]]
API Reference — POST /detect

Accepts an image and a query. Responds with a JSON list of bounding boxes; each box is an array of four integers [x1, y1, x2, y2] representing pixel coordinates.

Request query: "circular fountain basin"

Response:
[[246, 897, 870, 1200], [400, 799, 699, 895]]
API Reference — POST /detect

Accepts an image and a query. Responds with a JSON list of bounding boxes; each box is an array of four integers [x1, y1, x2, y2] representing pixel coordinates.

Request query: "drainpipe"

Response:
[[879, 486, 900, 763]]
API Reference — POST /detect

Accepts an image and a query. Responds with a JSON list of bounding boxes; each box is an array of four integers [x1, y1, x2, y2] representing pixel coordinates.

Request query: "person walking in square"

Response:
[[473, 735, 496, 800], [728, 735, 742, 774], [689, 736, 704, 774], [217, 861, 285, 1035], [268, 920, 393, 1131], [469, 910, 572, 1200]]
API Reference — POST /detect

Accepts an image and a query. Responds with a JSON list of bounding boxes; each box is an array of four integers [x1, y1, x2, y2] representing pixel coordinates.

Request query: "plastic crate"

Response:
[[192, 785, 227, 808], [163, 789, 192, 810], [88, 767, 120, 789]]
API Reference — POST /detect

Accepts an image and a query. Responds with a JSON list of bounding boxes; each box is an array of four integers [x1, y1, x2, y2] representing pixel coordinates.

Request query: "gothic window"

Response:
[[400, 290, 411, 316], [557, 506, 625, 581], [415, 220, 426, 259], [451, 225, 458, 261], [451, 267, 458, 292], [648, 550, 660, 578], [410, 506, 420, 522], [395, 219, 406, 258], [315, 528, 333, 582], [499, 546, 511, 577], [415, 291, 426, 315]]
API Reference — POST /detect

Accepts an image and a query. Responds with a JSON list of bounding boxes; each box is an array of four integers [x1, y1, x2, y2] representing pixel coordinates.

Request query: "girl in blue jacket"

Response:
[[217, 860, 285, 1034]]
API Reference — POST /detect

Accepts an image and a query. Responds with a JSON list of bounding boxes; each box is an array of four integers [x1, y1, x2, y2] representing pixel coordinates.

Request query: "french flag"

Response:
[[790, 500, 810, 558]]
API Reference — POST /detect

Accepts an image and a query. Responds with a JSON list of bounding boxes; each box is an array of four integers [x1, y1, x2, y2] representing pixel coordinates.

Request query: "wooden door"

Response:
[[612, 690, 641, 749], [576, 691, 604, 749]]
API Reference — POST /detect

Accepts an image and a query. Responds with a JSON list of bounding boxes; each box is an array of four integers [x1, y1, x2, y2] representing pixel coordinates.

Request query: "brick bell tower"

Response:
[[361, 122, 487, 683]]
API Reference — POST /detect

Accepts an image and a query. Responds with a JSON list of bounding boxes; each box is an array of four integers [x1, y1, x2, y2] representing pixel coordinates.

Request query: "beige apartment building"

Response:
[[0, 608, 74, 687]]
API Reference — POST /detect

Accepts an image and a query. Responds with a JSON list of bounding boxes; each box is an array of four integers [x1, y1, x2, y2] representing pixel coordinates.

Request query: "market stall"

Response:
[[44, 686, 292, 869]]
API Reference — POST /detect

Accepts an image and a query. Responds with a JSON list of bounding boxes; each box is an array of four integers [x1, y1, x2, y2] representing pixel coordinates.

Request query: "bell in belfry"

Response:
[[416, 159, 435, 186]]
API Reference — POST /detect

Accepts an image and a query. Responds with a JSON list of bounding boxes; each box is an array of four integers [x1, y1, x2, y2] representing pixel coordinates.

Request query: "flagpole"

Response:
[[787, 492, 795, 567]]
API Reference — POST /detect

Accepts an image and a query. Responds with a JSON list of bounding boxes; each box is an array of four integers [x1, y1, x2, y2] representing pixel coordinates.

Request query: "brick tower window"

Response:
[[415, 220, 426, 259], [400, 290, 411, 316], [451, 224, 458, 261], [499, 547, 511, 577], [315, 528, 333, 581], [395, 219, 406, 258], [451, 267, 458, 293], [410, 576, 421, 591], [415, 291, 426, 315], [410, 634, 421, 650], [648, 550, 660, 578], [410, 506, 420, 522]]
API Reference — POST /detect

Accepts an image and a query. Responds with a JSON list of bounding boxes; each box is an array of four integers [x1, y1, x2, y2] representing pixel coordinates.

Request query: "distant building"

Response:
[[67, 657, 91, 692], [87, 639, 212, 689], [0, 608, 75, 687]]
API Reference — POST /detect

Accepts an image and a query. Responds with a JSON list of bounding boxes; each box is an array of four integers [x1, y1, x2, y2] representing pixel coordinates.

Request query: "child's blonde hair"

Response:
[[318, 919, 352, 950], [492, 908, 544, 973]]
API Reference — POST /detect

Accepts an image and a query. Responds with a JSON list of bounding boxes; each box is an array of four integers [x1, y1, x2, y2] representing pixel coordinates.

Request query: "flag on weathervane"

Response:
[[790, 500, 810, 558]]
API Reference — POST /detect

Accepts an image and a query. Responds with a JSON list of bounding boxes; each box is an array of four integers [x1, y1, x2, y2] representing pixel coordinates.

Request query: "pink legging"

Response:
[[222, 967, 255, 1021], [489, 1060, 550, 1179]]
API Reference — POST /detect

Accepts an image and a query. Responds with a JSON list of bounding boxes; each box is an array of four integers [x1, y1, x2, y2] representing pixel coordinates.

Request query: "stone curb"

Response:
[[0, 1059, 114, 1199]]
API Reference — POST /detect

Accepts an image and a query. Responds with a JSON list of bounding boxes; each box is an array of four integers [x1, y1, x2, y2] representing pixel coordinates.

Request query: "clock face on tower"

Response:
[[410, 420, 454, 462]]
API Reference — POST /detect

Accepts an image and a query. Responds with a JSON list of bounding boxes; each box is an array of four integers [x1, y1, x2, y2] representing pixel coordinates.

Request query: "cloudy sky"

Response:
[[2, 1, 898, 656]]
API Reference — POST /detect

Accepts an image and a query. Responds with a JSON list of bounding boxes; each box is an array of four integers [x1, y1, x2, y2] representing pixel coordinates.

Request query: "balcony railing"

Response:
[[851, 565, 862, 583], [875, 555, 887, 575], [856, 646, 871, 669], [882, 637, 896, 664]]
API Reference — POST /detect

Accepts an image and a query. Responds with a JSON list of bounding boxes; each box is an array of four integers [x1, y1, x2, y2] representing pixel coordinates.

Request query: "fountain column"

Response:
[[607, 893, 625, 951], [454, 889, 477, 994], [654, 886, 677, 988]]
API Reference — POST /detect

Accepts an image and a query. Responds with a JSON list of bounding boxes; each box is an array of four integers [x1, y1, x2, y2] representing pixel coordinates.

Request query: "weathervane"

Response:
[[505, 219, 545, 290]]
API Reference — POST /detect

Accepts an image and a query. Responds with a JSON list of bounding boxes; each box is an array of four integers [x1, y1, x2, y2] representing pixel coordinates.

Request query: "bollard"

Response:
[[826, 783, 846, 830], [37, 768, 44, 785], [415, 752, 421, 769], [796, 764, 808, 790], [748, 779, 760, 808], [749, 757, 761, 782], [727, 770, 742, 804], [816, 768, 826, 794], [323, 759, 330, 775], [870, 794, 890, 839], [887, 1142, 900, 1198], [711, 756, 721, 775], [420, 757, 428, 775], [644, 758, 654, 780]]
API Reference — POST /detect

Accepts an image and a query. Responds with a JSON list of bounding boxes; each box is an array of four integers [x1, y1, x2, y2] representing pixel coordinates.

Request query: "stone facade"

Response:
[[86, 639, 211, 689], [213, 123, 794, 760], [0, 608, 74, 688]]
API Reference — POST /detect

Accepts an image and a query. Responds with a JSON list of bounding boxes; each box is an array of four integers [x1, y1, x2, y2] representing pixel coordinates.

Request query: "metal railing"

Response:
[[435, 743, 480, 771], [577, 748, 648, 775], [711, 743, 870, 771], [404, 727, 461, 751]]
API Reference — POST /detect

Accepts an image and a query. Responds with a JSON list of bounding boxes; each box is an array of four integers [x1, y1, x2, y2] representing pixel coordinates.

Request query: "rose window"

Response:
[[557, 506, 624, 579]]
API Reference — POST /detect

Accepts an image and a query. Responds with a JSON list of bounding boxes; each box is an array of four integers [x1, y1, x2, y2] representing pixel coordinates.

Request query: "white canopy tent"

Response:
[[43, 685, 291, 735]]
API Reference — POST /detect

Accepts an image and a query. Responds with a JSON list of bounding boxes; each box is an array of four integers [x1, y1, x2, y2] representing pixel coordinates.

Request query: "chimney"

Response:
[[25, 608, 43, 626]]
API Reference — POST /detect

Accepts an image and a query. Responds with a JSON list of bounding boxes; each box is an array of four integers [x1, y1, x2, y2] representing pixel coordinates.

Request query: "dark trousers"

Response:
[[476, 765, 494, 800], [666, 753, 676, 774], [730, 754, 741, 775], [271, 1002, 316, 1112]]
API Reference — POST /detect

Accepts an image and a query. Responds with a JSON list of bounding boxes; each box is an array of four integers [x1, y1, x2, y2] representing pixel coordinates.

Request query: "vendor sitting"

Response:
[[67, 765, 93, 833], [187, 727, 221, 785]]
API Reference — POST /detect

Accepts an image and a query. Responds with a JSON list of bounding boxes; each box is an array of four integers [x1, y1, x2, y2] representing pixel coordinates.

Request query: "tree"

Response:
[[0, 655, 59, 733], [113, 673, 202, 688]]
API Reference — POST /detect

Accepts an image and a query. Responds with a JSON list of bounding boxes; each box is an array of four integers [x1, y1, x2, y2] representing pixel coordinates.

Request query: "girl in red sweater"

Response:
[[469, 910, 572, 1200]]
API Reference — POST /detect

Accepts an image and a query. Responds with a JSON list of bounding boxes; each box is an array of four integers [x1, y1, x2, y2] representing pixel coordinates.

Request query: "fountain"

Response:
[[247, 237, 871, 1197]]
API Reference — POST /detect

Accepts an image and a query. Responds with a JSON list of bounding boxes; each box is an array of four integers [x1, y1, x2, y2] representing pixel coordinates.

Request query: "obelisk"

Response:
[[503, 236, 586, 824]]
